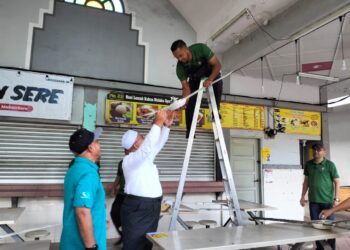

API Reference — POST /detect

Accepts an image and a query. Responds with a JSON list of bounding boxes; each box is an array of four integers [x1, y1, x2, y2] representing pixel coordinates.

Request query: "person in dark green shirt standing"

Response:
[[110, 159, 125, 245], [300, 143, 340, 250], [171, 40, 223, 138]]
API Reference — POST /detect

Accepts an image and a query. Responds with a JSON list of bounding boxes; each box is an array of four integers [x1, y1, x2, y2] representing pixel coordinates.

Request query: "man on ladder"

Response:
[[171, 39, 223, 138], [169, 40, 243, 230]]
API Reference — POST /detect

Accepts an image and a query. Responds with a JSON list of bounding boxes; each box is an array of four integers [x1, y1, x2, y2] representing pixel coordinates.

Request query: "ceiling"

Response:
[[169, 0, 350, 95]]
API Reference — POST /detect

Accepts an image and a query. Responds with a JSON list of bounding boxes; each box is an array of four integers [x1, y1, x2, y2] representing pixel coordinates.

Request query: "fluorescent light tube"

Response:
[[296, 75, 300, 85], [328, 95, 350, 108], [298, 72, 339, 82], [342, 60, 347, 71]]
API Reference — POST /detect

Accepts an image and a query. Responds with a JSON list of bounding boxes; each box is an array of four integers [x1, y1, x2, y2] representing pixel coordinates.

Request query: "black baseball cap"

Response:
[[312, 142, 325, 150], [69, 127, 103, 154]]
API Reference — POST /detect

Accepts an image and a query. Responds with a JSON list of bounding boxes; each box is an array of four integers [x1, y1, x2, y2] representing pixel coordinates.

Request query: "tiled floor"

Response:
[[49, 237, 350, 250]]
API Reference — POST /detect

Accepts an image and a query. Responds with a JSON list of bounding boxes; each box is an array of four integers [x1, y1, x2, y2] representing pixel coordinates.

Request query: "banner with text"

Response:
[[0, 68, 74, 120], [274, 108, 321, 136], [105, 92, 214, 128], [106, 92, 265, 131]]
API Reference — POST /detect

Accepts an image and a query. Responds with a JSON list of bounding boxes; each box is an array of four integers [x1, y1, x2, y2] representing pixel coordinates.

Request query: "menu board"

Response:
[[274, 108, 321, 136], [105, 92, 265, 131], [105, 92, 207, 128], [221, 102, 265, 130]]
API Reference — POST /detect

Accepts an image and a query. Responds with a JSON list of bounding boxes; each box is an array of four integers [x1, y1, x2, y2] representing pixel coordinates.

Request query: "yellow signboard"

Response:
[[274, 108, 321, 136], [105, 92, 206, 128], [221, 102, 265, 130], [105, 92, 265, 131]]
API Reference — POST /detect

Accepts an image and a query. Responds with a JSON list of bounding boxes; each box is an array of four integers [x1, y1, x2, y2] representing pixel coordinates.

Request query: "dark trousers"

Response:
[[110, 193, 125, 238], [185, 75, 223, 138], [309, 202, 336, 250], [121, 195, 162, 250]]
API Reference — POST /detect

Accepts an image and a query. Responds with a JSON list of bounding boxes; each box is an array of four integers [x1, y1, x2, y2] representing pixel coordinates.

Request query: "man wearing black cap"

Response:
[[120, 110, 173, 250], [300, 143, 340, 250], [60, 127, 106, 250]]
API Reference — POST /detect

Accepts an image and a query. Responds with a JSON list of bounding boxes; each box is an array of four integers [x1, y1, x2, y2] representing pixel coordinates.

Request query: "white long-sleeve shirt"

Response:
[[122, 124, 170, 198]]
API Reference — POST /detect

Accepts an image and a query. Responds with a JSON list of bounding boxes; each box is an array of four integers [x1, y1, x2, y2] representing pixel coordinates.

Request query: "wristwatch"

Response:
[[334, 198, 340, 202], [86, 244, 98, 250]]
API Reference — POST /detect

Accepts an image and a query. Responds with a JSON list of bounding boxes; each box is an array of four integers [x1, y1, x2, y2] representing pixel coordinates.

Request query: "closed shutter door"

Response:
[[0, 121, 78, 183], [99, 127, 215, 181], [0, 122, 215, 183]]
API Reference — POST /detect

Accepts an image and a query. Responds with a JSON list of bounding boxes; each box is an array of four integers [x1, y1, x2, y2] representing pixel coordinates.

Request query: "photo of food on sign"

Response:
[[136, 104, 158, 124], [273, 108, 321, 136], [109, 102, 132, 122]]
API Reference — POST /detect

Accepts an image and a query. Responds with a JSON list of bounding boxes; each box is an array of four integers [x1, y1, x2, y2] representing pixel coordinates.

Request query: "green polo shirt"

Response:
[[117, 160, 125, 194], [176, 43, 214, 81], [304, 158, 339, 203]]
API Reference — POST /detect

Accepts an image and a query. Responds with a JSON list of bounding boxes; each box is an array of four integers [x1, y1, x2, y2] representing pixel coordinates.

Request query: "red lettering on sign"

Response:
[[0, 103, 33, 112]]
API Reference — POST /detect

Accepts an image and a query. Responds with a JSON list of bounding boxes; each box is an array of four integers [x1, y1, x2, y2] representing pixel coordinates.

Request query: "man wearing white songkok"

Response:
[[120, 110, 174, 250]]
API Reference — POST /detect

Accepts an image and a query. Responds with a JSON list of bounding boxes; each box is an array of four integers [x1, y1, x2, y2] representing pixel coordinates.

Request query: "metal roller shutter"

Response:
[[100, 127, 215, 182], [0, 121, 78, 183], [0, 122, 215, 183]]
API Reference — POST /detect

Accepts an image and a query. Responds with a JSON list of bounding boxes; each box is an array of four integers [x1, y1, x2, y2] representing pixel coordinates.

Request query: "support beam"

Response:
[[223, 95, 327, 112], [223, 0, 350, 73], [320, 87, 331, 158]]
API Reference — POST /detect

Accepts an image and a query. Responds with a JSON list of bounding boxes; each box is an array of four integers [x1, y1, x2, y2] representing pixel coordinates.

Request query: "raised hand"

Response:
[[164, 111, 174, 127]]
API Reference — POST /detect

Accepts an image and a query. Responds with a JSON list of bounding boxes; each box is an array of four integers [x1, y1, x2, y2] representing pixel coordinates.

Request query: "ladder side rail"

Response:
[[212, 125, 237, 224], [207, 85, 243, 225], [168, 81, 205, 231]]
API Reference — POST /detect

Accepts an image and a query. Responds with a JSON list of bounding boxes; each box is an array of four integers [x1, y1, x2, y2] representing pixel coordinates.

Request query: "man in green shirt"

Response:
[[110, 159, 125, 245], [171, 40, 223, 138], [300, 143, 340, 250]]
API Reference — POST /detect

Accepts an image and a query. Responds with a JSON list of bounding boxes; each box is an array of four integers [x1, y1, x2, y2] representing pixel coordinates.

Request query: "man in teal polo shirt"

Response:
[[300, 143, 340, 250], [171, 39, 223, 138], [60, 127, 106, 250]]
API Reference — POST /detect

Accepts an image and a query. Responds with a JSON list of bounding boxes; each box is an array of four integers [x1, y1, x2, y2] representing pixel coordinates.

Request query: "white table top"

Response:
[[0, 240, 50, 250], [212, 199, 276, 212], [0, 208, 25, 225], [161, 204, 197, 216], [147, 223, 350, 250]]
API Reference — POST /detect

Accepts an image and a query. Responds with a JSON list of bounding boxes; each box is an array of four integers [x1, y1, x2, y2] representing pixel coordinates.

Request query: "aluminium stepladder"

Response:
[[169, 79, 243, 231]]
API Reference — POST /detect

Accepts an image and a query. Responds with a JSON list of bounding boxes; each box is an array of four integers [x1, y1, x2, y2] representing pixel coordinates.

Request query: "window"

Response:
[[65, 0, 124, 13]]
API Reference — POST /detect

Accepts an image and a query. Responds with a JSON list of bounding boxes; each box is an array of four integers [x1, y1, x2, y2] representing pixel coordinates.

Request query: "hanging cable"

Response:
[[295, 40, 300, 85], [247, 9, 290, 41], [261, 57, 264, 94]]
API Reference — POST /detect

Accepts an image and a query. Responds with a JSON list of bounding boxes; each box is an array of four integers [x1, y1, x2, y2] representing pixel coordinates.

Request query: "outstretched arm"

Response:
[[123, 111, 168, 168], [320, 197, 350, 219], [204, 55, 222, 87], [153, 111, 174, 155]]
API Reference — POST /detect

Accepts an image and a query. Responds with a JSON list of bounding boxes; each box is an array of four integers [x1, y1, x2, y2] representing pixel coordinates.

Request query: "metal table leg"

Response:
[[0, 224, 25, 242]]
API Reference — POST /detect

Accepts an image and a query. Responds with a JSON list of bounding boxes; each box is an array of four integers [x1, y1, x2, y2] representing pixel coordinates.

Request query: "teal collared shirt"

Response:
[[60, 157, 106, 250]]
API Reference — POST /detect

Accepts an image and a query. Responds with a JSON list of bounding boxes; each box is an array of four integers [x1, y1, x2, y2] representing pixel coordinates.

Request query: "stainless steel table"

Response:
[[212, 200, 276, 225], [147, 223, 350, 250], [0, 208, 25, 242], [0, 240, 50, 250]]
